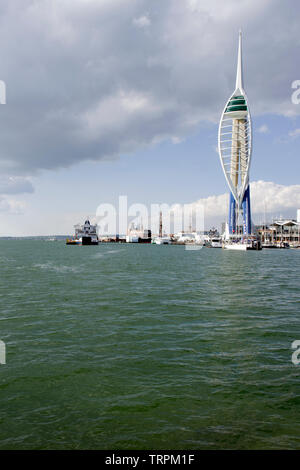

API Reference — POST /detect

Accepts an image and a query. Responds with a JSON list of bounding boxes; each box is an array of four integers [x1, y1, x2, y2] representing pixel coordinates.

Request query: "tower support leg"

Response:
[[229, 192, 236, 235], [242, 185, 251, 235]]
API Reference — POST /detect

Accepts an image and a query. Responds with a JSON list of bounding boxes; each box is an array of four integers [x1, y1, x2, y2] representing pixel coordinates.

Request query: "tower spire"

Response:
[[235, 29, 243, 92]]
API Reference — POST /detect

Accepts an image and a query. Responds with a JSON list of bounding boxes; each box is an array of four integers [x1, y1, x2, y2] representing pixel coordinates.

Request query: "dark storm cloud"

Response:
[[0, 0, 299, 173]]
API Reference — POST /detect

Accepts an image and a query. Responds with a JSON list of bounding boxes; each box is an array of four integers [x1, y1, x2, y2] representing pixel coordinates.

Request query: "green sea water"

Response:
[[0, 239, 299, 449]]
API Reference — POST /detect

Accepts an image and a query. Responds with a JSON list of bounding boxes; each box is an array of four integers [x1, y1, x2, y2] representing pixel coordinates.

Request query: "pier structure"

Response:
[[218, 31, 252, 237]]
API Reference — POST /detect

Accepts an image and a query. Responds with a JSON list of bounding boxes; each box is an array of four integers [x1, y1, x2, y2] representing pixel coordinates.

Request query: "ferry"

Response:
[[66, 219, 99, 246]]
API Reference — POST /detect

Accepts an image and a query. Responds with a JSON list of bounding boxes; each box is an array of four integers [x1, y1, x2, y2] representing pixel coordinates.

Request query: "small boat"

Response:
[[66, 238, 81, 245], [204, 228, 222, 248], [277, 242, 290, 249], [262, 242, 277, 249], [211, 237, 222, 248]]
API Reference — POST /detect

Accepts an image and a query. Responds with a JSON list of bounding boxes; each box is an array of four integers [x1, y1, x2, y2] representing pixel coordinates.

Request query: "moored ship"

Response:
[[126, 225, 152, 243], [66, 218, 99, 245], [204, 228, 222, 248]]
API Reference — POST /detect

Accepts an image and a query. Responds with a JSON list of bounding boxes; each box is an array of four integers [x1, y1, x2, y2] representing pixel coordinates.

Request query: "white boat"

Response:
[[224, 239, 262, 251], [204, 228, 222, 248], [153, 237, 171, 245], [224, 243, 248, 251], [126, 235, 139, 243], [211, 237, 222, 248]]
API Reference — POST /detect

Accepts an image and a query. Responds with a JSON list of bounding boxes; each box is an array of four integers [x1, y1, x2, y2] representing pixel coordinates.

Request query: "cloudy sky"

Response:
[[0, 0, 299, 235]]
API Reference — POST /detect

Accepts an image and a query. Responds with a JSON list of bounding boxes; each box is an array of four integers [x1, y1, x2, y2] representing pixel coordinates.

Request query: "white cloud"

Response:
[[257, 124, 269, 134], [190, 181, 300, 218], [171, 136, 184, 144], [133, 14, 151, 28], [0, 197, 26, 214], [250, 180, 300, 213]]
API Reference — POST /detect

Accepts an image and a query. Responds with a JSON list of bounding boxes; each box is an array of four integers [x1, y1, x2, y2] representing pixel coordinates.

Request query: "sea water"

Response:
[[0, 240, 299, 449]]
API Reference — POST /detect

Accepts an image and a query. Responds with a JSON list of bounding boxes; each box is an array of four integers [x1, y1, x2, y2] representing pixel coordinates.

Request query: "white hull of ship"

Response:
[[224, 242, 261, 251]]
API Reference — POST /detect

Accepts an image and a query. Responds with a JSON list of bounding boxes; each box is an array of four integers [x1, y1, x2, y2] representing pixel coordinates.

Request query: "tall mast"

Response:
[[235, 30, 244, 92]]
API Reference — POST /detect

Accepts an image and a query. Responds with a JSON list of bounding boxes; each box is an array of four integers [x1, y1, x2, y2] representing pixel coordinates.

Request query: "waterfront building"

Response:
[[256, 217, 300, 247]]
